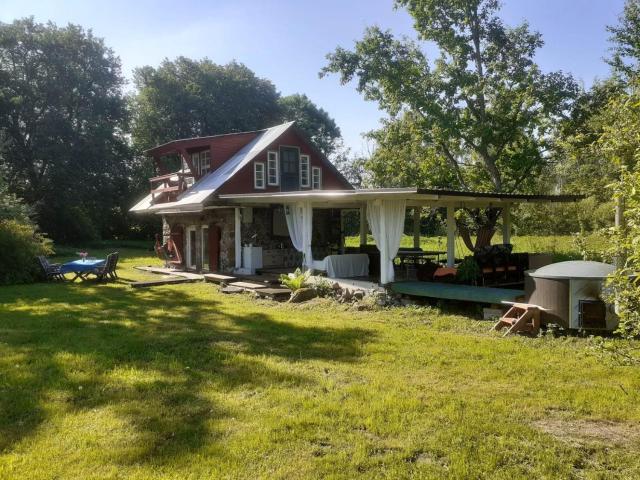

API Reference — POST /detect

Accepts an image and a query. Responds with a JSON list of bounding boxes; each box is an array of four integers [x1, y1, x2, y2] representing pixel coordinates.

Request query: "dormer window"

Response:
[[200, 150, 211, 175], [191, 150, 211, 176]]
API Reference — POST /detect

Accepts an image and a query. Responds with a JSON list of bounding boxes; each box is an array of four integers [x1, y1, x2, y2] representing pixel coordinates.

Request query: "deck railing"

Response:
[[149, 172, 193, 203]]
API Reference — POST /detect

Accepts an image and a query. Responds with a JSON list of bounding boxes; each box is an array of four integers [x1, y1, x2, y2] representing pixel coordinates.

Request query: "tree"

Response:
[[131, 58, 282, 153], [278, 94, 341, 157], [321, 0, 578, 245], [0, 165, 52, 284], [608, 0, 640, 80], [0, 18, 129, 242]]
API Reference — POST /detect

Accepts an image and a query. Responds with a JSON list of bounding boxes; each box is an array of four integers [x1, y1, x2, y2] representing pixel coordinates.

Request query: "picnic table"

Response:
[[60, 259, 105, 281]]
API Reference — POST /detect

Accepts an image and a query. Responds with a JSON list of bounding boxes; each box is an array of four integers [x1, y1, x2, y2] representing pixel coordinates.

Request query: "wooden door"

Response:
[[208, 225, 221, 272]]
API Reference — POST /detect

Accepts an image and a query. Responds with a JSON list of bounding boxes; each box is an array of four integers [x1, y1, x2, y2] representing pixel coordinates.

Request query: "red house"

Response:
[[131, 121, 353, 273]]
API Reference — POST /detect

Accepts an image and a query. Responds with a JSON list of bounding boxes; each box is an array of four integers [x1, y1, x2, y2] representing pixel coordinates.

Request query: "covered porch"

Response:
[[218, 188, 581, 299]]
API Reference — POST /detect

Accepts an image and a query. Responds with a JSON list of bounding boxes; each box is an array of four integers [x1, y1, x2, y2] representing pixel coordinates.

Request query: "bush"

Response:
[[279, 268, 311, 291], [311, 277, 335, 298], [513, 197, 614, 235], [455, 257, 481, 285], [0, 219, 53, 284]]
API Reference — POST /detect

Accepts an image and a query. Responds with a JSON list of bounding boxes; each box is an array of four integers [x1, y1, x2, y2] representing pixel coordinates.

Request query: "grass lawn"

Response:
[[1, 240, 639, 479]]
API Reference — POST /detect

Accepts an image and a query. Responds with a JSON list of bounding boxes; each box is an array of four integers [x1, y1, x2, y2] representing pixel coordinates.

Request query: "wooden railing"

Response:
[[149, 172, 193, 203]]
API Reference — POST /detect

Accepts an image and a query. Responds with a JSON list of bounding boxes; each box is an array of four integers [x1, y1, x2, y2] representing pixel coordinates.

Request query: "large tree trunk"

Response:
[[456, 207, 502, 252]]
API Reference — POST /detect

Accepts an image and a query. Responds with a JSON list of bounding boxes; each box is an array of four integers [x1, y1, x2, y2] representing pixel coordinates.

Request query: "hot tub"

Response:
[[524, 261, 617, 330]]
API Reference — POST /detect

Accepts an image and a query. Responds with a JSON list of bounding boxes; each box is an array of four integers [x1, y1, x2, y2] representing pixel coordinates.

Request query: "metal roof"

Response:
[[215, 188, 582, 208], [130, 121, 295, 213], [527, 261, 615, 279]]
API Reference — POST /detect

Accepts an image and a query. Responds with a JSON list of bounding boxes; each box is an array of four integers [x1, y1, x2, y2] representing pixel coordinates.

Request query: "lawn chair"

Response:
[[37, 256, 65, 281], [88, 252, 118, 282]]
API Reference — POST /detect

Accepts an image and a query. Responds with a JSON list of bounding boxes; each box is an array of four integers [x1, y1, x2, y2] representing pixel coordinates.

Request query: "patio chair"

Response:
[[37, 256, 65, 281], [87, 252, 117, 282]]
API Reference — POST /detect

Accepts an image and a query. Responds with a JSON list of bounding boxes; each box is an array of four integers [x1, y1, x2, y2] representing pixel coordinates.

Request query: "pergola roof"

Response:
[[214, 187, 582, 209]]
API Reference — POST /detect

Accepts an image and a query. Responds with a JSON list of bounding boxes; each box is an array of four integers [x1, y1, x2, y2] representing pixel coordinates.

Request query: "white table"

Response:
[[320, 253, 370, 278]]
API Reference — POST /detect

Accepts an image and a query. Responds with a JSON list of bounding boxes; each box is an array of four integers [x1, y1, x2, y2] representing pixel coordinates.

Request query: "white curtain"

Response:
[[367, 199, 406, 284], [285, 202, 313, 269]]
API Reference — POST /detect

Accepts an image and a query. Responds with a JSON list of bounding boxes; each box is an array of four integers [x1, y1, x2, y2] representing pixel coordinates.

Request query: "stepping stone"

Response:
[[254, 288, 292, 301], [229, 281, 268, 290], [220, 286, 244, 294], [204, 273, 237, 284], [130, 277, 199, 288]]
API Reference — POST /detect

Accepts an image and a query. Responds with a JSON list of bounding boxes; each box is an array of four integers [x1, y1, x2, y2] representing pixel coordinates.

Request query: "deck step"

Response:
[[228, 281, 268, 290], [254, 287, 292, 301], [130, 277, 199, 288], [220, 286, 244, 294], [203, 273, 237, 284]]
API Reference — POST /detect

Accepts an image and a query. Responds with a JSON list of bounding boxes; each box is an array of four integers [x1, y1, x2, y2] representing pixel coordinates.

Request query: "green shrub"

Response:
[[455, 257, 481, 285], [311, 277, 335, 297], [279, 268, 311, 291], [0, 219, 53, 284], [513, 197, 614, 235]]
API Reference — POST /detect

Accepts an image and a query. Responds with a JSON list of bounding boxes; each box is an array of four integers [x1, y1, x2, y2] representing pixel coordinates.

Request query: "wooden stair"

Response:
[[492, 302, 546, 336]]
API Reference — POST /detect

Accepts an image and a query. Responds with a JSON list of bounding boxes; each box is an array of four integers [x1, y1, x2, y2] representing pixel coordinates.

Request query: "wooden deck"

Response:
[[391, 281, 524, 304]]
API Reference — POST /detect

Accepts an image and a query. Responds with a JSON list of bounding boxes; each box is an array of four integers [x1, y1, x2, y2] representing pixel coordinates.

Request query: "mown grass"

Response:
[[0, 240, 638, 479]]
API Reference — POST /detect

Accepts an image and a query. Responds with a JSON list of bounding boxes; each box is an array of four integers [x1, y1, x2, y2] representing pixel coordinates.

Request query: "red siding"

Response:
[[216, 129, 352, 195], [208, 132, 258, 171]]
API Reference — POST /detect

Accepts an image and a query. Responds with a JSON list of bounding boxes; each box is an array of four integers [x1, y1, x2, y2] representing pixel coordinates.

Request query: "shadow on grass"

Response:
[[0, 280, 374, 463]]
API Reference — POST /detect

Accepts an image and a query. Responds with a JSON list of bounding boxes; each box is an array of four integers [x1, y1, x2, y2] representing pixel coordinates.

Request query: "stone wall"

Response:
[[164, 208, 237, 273]]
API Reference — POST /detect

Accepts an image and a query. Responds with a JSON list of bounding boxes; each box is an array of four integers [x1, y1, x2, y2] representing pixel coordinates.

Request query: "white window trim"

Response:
[[254, 162, 266, 189], [200, 150, 211, 176], [312, 166, 322, 190], [267, 151, 279, 186], [300, 154, 310, 188]]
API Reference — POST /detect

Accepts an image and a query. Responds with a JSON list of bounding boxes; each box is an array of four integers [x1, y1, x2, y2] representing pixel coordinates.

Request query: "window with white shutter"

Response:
[[267, 151, 279, 186], [312, 167, 322, 190], [254, 162, 266, 189], [300, 154, 310, 187]]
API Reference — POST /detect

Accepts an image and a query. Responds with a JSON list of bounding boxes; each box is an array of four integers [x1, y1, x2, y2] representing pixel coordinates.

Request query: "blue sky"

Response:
[[1, 0, 627, 154]]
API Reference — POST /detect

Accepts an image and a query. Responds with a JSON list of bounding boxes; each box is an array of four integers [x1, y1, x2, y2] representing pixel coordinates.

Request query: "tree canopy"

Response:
[[131, 58, 282, 153], [322, 0, 578, 194], [132, 59, 342, 157], [0, 17, 129, 241]]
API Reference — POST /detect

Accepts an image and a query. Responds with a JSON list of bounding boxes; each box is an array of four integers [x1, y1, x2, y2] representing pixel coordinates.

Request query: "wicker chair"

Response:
[[37, 256, 65, 281]]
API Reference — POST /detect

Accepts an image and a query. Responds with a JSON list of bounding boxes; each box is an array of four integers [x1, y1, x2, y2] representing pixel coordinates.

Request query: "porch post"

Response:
[[413, 208, 421, 249], [359, 205, 368, 246], [340, 209, 345, 254], [502, 204, 511, 245], [234, 207, 242, 270], [446, 205, 455, 267]]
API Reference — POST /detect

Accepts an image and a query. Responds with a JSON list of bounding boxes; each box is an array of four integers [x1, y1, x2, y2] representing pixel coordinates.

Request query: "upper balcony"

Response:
[[149, 171, 194, 204]]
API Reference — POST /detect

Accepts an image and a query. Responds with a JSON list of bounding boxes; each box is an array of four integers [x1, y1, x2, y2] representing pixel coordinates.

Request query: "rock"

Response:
[[342, 289, 353, 302], [289, 287, 318, 303], [332, 282, 341, 291], [400, 298, 415, 306], [353, 291, 365, 300]]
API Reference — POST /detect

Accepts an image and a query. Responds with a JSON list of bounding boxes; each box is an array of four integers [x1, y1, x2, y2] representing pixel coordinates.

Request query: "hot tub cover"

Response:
[[526, 260, 614, 279]]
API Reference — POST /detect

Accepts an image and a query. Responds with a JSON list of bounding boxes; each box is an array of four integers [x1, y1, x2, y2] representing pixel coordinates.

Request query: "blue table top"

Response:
[[60, 259, 105, 274]]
